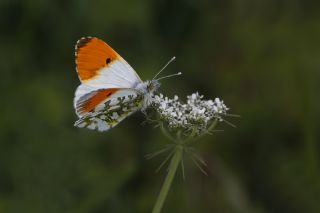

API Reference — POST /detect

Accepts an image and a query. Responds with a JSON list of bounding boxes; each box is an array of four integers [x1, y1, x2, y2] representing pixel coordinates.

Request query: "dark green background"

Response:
[[1, 0, 320, 212]]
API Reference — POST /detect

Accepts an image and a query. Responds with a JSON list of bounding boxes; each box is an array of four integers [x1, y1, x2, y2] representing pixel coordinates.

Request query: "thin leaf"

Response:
[[224, 113, 241, 118], [191, 152, 207, 167], [145, 145, 173, 160], [222, 118, 237, 128], [181, 153, 185, 180], [155, 149, 175, 173], [191, 156, 208, 176], [185, 147, 207, 167]]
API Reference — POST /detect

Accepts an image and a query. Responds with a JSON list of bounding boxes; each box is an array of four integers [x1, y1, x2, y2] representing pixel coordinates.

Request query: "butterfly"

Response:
[[73, 37, 179, 131]]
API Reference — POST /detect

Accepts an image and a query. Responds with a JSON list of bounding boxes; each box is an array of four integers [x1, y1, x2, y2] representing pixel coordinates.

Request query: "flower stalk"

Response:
[[152, 144, 183, 213]]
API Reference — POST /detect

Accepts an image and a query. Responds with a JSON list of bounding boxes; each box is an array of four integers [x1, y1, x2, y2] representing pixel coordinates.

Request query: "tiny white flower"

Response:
[[150, 92, 229, 134], [213, 106, 218, 112], [160, 102, 166, 109], [171, 112, 177, 117], [191, 93, 197, 100]]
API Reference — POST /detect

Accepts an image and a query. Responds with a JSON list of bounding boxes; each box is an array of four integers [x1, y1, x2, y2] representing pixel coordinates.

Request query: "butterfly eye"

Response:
[[106, 58, 111, 64]]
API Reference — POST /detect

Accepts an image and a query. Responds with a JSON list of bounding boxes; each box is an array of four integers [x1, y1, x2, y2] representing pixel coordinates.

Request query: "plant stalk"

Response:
[[152, 145, 183, 213]]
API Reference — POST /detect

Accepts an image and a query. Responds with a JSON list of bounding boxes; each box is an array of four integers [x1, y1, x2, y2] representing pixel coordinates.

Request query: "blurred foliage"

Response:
[[1, 0, 320, 212]]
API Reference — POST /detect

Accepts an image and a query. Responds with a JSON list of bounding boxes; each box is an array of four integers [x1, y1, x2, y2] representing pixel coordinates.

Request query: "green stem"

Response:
[[152, 145, 183, 213]]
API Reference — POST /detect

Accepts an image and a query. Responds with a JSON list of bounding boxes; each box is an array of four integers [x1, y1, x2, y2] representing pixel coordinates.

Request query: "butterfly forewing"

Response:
[[75, 37, 142, 89]]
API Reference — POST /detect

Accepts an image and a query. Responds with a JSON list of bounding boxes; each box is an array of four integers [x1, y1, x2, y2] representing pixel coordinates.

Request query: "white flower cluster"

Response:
[[151, 92, 229, 134]]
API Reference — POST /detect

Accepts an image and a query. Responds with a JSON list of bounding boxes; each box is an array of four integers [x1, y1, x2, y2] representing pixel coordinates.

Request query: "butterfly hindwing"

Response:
[[74, 88, 143, 131], [75, 88, 119, 117], [74, 108, 137, 132]]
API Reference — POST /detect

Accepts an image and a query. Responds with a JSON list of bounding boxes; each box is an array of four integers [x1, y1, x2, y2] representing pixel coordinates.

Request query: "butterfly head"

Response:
[[146, 79, 161, 93], [134, 80, 160, 110], [135, 80, 160, 95]]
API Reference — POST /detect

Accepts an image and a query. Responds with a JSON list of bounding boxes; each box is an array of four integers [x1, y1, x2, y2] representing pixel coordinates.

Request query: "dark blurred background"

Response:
[[1, 0, 320, 212]]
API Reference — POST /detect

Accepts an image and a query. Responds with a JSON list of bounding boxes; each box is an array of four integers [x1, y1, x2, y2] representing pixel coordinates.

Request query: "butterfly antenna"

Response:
[[152, 56, 176, 80], [156, 72, 182, 81]]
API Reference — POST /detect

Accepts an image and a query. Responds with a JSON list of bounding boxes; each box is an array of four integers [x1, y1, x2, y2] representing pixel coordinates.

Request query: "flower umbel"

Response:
[[150, 92, 229, 136]]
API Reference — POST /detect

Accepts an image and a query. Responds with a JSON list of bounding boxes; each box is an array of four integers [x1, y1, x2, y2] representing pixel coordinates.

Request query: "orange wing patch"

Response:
[[77, 88, 118, 115], [75, 37, 119, 81]]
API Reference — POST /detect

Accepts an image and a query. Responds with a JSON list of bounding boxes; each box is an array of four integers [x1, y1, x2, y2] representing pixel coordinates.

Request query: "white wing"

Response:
[[74, 88, 143, 131]]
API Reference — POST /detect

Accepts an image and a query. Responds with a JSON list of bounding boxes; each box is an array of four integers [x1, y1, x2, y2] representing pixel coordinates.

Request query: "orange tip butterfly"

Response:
[[73, 37, 180, 131]]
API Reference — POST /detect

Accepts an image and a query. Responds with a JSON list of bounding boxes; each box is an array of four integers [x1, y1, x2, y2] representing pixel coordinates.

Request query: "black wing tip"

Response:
[[74, 36, 93, 57], [76, 37, 92, 48]]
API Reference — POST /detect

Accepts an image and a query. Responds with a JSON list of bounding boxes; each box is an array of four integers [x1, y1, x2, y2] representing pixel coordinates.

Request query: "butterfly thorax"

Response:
[[135, 80, 160, 110]]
